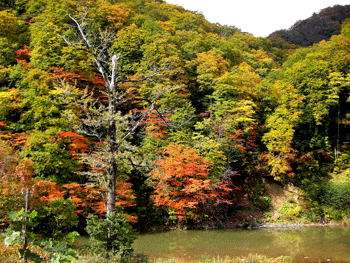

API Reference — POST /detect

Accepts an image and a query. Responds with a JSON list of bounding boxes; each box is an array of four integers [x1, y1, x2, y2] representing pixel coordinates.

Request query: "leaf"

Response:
[[4, 230, 21, 246], [19, 248, 42, 263], [64, 231, 79, 245], [28, 210, 38, 220]]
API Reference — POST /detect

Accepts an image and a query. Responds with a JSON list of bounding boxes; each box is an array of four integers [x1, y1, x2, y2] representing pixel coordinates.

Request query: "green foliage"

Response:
[[5, 199, 79, 262], [5, 208, 44, 262], [21, 129, 78, 182], [277, 201, 303, 221], [320, 154, 350, 220], [0, 10, 26, 66], [34, 199, 78, 238], [0, 88, 20, 121], [262, 81, 303, 178], [41, 231, 80, 263], [86, 212, 136, 258]]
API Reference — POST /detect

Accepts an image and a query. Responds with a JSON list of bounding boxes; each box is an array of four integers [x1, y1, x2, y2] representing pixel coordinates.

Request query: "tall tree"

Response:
[[66, 9, 163, 215]]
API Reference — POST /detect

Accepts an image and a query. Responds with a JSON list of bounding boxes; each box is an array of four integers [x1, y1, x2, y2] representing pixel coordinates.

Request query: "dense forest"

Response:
[[0, 0, 349, 262]]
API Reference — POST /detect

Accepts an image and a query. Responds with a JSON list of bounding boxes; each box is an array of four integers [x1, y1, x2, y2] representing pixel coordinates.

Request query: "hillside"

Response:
[[269, 4, 350, 46]]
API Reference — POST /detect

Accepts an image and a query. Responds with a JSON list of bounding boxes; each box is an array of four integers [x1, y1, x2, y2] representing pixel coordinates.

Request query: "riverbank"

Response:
[[144, 216, 350, 233]]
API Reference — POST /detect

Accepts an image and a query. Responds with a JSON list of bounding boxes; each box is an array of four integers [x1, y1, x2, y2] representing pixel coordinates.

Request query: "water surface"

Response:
[[134, 227, 350, 262]]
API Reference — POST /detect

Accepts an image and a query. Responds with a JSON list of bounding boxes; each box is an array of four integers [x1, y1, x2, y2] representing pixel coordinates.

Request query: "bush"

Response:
[[277, 201, 302, 221], [86, 212, 136, 258], [34, 199, 78, 238], [322, 154, 350, 220], [326, 170, 350, 210]]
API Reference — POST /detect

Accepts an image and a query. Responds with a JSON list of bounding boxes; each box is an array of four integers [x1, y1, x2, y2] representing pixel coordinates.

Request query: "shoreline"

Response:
[[253, 222, 348, 229], [140, 221, 349, 234]]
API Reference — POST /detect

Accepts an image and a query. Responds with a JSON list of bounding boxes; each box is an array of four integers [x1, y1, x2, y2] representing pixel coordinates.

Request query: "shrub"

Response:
[[278, 201, 302, 221], [86, 212, 136, 258], [33, 199, 78, 238], [326, 170, 350, 210]]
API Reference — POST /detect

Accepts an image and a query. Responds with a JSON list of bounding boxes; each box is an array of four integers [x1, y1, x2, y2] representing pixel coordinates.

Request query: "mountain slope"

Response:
[[269, 5, 350, 46]]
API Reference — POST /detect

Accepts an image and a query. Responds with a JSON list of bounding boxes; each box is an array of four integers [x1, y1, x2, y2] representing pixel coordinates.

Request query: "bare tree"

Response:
[[66, 11, 169, 215]]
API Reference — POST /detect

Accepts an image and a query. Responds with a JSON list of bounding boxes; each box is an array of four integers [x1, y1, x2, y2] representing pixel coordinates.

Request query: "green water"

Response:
[[134, 227, 350, 262]]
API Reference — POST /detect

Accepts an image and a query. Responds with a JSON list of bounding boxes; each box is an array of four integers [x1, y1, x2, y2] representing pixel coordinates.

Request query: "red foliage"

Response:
[[246, 125, 258, 150], [62, 180, 136, 218], [15, 46, 31, 64], [151, 144, 228, 220], [91, 75, 105, 86], [34, 180, 64, 202], [0, 121, 6, 129], [58, 131, 89, 158], [49, 67, 105, 87], [229, 126, 258, 153], [116, 180, 136, 208], [62, 183, 104, 216]]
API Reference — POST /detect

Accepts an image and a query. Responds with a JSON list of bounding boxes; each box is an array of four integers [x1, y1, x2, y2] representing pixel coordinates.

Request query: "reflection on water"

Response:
[[134, 227, 350, 262]]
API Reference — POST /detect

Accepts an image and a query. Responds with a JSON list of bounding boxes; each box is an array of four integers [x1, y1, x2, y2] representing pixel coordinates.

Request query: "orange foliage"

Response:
[[15, 159, 34, 186], [58, 131, 89, 158], [49, 67, 105, 87], [0, 132, 28, 148], [0, 120, 6, 129], [15, 46, 31, 64], [0, 142, 20, 197], [62, 183, 104, 216], [116, 180, 136, 208], [62, 180, 136, 220], [145, 110, 169, 139], [126, 214, 138, 224], [101, 3, 131, 29], [34, 180, 64, 202], [151, 144, 224, 220]]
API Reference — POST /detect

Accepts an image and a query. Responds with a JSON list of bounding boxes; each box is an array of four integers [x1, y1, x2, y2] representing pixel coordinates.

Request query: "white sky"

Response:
[[165, 0, 350, 36]]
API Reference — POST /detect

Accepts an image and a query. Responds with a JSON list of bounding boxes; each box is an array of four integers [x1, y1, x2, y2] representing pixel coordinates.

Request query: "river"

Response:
[[134, 227, 350, 262]]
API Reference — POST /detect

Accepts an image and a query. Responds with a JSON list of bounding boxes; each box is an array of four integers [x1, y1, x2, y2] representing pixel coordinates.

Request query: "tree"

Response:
[[262, 81, 303, 178], [151, 143, 230, 221], [65, 7, 166, 216], [14, 159, 35, 263], [0, 10, 26, 66]]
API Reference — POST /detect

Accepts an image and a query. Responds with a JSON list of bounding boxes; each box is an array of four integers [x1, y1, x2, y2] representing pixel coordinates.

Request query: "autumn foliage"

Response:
[[50, 67, 105, 86], [145, 110, 169, 139], [15, 46, 31, 63], [151, 144, 232, 220], [58, 131, 89, 158], [33, 180, 136, 218]]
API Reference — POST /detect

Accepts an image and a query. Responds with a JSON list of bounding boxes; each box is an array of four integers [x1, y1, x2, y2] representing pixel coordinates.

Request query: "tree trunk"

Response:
[[106, 118, 118, 215], [106, 56, 119, 215], [22, 187, 30, 263]]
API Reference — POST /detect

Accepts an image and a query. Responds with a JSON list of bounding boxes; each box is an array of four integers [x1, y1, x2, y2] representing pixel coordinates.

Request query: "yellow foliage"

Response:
[[0, 11, 23, 40], [0, 88, 21, 118], [0, 242, 48, 263], [101, 3, 131, 29], [262, 81, 303, 178], [196, 50, 229, 77]]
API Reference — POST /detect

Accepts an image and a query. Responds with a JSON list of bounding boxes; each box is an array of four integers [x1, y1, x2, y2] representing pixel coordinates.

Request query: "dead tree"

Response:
[[66, 12, 169, 215]]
